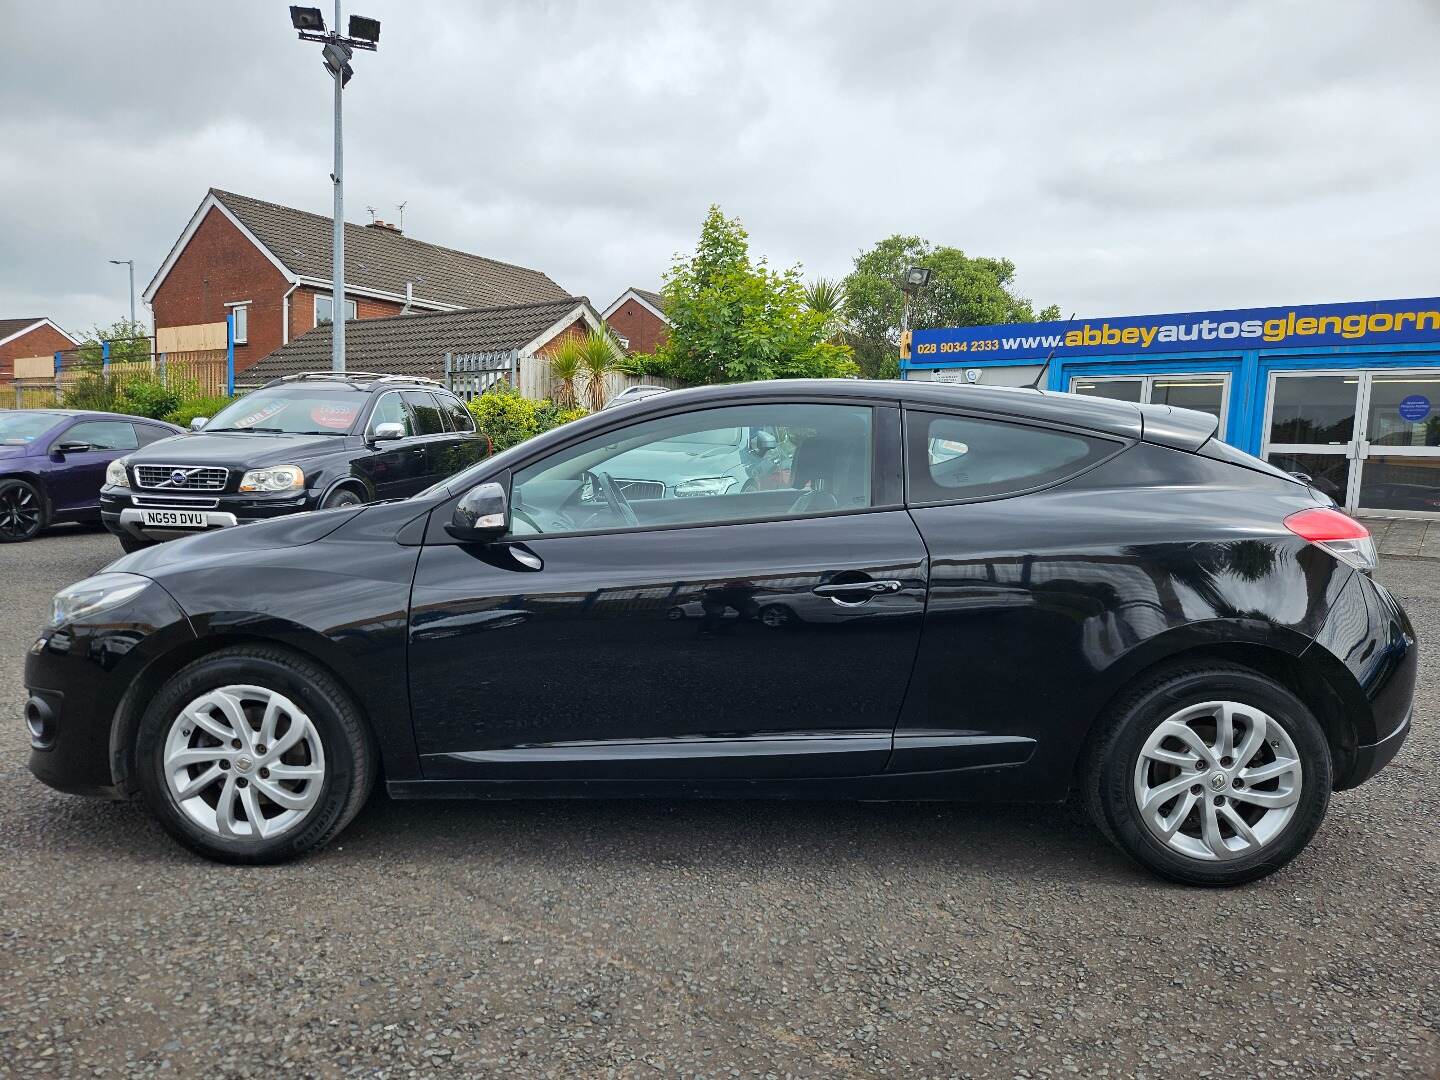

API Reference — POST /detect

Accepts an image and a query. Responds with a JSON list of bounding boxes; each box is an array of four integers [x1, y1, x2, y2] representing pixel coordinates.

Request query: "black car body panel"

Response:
[[27, 379, 1416, 810]]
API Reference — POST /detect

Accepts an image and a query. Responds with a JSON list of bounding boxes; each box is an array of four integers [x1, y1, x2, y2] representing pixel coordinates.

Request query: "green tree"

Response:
[[73, 319, 151, 368], [547, 337, 584, 409], [842, 236, 1061, 378], [647, 207, 856, 385], [804, 278, 848, 345], [574, 328, 625, 411]]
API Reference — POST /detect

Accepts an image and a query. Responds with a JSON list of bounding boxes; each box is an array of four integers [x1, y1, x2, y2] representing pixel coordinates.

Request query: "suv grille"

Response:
[[616, 479, 665, 501], [134, 465, 229, 491]]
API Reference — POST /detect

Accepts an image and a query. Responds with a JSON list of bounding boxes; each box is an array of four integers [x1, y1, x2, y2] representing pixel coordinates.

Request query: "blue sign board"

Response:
[[904, 297, 1440, 366], [1399, 394, 1431, 423]]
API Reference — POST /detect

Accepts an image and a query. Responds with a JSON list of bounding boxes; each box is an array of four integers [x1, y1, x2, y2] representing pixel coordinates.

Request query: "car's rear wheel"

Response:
[[134, 645, 375, 864], [0, 478, 45, 542], [1083, 664, 1331, 886]]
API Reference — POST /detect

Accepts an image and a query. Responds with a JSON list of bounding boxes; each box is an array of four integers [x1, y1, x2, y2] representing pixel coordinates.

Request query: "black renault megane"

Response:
[[23, 380, 1416, 885]]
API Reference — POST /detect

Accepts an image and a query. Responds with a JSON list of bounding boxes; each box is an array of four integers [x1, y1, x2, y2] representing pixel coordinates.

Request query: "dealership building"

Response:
[[900, 296, 1440, 518]]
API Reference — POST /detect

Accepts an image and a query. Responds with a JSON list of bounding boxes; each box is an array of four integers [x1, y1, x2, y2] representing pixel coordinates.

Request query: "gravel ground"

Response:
[[1, 526, 1436, 1078]]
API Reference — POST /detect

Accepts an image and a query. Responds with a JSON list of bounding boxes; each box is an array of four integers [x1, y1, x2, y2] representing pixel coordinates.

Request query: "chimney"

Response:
[[366, 219, 402, 234]]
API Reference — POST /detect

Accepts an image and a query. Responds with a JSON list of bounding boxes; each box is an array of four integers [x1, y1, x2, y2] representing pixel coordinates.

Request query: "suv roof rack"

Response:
[[272, 371, 444, 388]]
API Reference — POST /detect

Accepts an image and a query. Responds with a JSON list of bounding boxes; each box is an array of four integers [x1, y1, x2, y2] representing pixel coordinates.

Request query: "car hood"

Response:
[[0, 443, 36, 460], [126, 431, 358, 467]]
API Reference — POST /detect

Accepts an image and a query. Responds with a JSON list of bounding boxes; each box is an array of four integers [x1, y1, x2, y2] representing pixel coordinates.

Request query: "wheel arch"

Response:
[[0, 470, 51, 516], [1071, 633, 1366, 794], [109, 628, 389, 797], [320, 475, 371, 504]]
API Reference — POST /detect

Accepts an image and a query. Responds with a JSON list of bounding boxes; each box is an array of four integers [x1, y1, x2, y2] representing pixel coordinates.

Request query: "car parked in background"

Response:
[[27, 379, 1415, 885], [0, 409, 182, 543], [100, 372, 490, 551]]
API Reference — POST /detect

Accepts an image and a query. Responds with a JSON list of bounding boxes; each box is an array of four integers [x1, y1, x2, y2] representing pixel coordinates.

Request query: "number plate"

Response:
[[139, 509, 208, 529]]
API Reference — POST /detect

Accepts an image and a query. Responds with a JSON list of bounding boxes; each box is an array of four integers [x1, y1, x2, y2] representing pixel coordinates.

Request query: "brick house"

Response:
[[0, 318, 80, 381], [602, 287, 670, 355], [239, 296, 628, 402], [142, 189, 570, 374]]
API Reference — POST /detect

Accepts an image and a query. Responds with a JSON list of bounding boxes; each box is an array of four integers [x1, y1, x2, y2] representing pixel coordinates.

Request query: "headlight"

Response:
[[106, 458, 130, 488], [674, 476, 738, 498], [50, 572, 151, 626], [239, 464, 305, 492]]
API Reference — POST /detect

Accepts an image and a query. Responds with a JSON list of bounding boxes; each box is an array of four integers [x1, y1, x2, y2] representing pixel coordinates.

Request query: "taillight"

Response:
[[1284, 507, 1378, 572]]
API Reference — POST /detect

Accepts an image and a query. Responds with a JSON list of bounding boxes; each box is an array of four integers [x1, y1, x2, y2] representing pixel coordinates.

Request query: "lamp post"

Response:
[[899, 265, 931, 363], [289, 4, 381, 373], [109, 259, 136, 327]]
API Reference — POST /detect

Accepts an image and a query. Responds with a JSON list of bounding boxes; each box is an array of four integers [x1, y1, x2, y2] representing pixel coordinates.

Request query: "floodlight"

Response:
[[289, 6, 325, 31], [903, 266, 932, 292], [348, 15, 381, 43]]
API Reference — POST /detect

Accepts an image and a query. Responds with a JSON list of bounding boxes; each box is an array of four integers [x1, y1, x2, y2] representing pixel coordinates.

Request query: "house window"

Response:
[[315, 294, 358, 326], [226, 302, 250, 344]]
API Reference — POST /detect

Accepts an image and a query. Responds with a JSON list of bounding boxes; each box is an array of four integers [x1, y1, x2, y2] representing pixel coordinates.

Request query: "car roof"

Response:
[[599, 379, 1218, 451], [6, 409, 177, 425]]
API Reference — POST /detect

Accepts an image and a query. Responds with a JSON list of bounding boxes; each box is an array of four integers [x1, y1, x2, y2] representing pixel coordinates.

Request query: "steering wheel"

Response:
[[592, 470, 638, 527]]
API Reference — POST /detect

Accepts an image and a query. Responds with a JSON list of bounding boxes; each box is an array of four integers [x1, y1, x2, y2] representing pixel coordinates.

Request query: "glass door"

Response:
[[1262, 372, 1362, 507], [1356, 372, 1440, 515]]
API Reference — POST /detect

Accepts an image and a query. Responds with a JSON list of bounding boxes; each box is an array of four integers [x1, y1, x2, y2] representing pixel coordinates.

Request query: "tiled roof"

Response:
[[211, 189, 569, 309], [240, 297, 589, 384], [632, 288, 667, 313], [0, 318, 46, 340]]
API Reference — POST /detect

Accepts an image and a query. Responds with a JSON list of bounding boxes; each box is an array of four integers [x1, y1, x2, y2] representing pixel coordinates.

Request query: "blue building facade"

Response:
[[900, 297, 1440, 518]]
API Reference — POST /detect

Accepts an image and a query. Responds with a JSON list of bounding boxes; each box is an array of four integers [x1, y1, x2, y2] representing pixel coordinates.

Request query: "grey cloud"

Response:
[[2, 0, 1437, 337]]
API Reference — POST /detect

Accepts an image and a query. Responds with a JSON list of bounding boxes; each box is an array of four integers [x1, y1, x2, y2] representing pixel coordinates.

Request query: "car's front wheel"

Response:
[[1083, 663, 1332, 886], [0, 478, 45, 542], [134, 645, 376, 864]]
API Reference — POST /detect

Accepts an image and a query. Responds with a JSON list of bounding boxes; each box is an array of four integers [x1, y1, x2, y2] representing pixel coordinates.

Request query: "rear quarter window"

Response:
[[906, 410, 1122, 504]]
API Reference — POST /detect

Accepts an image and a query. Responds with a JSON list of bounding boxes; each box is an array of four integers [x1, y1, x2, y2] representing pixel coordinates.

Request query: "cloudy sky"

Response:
[[2, 0, 1436, 337]]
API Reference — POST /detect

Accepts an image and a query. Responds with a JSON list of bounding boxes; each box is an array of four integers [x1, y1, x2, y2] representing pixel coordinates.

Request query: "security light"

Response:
[[902, 266, 932, 293], [322, 41, 354, 86], [348, 15, 381, 43], [289, 6, 325, 31]]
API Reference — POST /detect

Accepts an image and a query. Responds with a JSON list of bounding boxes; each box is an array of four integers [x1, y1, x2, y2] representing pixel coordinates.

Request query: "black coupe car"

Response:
[[100, 372, 489, 551], [26, 379, 1416, 885]]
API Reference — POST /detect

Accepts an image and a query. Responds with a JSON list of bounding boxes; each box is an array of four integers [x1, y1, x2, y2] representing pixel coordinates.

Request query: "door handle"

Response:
[[812, 579, 904, 604]]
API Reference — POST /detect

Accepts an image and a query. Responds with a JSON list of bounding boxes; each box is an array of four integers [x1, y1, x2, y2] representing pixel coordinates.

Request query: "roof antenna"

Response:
[[1029, 311, 1076, 390], [396, 201, 407, 230], [365, 205, 378, 224]]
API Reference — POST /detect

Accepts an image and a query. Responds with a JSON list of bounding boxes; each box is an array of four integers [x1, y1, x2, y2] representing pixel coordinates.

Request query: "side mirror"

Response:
[[189, 417, 209, 431], [749, 430, 777, 456], [371, 421, 406, 443], [55, 441, 92, 454], [446, 481, 509, 542]]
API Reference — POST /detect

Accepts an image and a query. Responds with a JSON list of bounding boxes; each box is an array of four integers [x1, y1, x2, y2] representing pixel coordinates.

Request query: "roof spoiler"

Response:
[[1134, 402, 1220, 452]]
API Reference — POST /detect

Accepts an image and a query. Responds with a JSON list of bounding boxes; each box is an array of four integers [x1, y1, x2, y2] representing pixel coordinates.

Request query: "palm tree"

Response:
[[576, 328, 623, 412], [547, 337, 583, 409], [805, 278, 849, 345]]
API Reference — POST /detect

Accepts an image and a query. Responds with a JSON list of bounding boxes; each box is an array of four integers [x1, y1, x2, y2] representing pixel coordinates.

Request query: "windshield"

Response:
[[204, 388, 367, 435], [0, 411, 61, 445]]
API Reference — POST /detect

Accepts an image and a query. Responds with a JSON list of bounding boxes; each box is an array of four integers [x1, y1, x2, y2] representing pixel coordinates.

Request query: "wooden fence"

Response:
[[0, 350, 230, 410]]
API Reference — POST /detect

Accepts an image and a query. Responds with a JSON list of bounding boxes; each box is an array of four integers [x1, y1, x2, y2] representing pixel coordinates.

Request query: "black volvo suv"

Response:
[[101, 372, 490, 551]]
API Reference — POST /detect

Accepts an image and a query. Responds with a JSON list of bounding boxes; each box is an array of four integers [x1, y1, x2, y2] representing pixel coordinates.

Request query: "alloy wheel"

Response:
[[0, 483, 42, 540], [1132, 700, 1302, 861], [162, 684, 326, 841]]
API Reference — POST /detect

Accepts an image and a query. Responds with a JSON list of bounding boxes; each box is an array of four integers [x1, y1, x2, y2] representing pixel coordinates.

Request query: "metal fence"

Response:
[[0, 337, 232, 410], [443, 350, 681, 405]]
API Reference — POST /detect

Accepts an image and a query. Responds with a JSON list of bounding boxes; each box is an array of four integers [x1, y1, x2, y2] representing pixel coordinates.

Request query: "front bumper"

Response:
[[101, 488, 311, 543], [1346, 708, 1412, 788]]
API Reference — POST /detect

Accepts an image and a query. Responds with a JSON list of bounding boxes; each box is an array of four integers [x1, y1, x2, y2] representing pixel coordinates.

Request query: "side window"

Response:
[[403, 391, 446, 436], [437, 393, 474, 432], [367, 393, 415, 437], [906, 411, 1119, 504], [510, 402, 873, 536], [60, 421, 138, 451], [135, 424, 173, 447]]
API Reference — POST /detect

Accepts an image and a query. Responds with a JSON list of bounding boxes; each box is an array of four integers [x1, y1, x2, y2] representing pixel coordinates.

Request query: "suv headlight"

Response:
[[675, 476, 738, 498], [239, 465, 305, 492], [51, 572, 151, 626], [105, 458, 130, 488]]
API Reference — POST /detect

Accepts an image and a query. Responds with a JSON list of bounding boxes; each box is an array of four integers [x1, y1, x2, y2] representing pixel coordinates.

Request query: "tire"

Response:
[[134, 645, 376, 864], [0, 478, 46, 542], [1082, 663, 1332, 887], [118, 534, 153, 554], [321, 487, 365, 509]]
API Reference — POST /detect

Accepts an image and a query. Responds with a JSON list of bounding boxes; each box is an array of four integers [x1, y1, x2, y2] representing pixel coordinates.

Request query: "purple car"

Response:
[[0, 410, 183, 543]]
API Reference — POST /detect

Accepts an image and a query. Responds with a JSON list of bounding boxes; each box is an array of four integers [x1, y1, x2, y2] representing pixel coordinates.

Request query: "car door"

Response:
[[46, 419, 139, 514], [400, 390, 452, 489], [433, 390, 490, 477], [407, 398, 928, 781], [354, 391, 428, 500]]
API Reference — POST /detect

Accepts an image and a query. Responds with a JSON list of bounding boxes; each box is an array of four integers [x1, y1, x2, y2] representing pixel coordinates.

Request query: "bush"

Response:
[[165, 395, 236, 429], [62, 374, 120, 412], [466, 383, 588, 452], [114, 376, 185, 421]]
